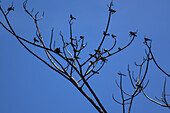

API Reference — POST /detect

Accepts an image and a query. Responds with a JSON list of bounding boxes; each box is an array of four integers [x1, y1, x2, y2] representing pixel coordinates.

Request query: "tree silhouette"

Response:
[[0, 0, 169, 113]]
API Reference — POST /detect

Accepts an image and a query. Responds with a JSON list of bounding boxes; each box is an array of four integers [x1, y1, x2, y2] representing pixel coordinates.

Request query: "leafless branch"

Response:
[[142, 78, 170, 109], [145, 40, 170, 77]]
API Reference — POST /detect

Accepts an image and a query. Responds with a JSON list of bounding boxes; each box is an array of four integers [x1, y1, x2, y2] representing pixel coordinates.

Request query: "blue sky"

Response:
[[0, 0, 170, 113]]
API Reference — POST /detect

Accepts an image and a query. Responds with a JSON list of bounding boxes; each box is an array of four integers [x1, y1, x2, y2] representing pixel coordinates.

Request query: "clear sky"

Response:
[[0, 0, 170, 113]]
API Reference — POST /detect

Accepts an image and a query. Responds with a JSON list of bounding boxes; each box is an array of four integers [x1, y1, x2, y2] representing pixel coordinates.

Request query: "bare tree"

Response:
[[0, 0, 169, 113], [113, 39, 170, 113]]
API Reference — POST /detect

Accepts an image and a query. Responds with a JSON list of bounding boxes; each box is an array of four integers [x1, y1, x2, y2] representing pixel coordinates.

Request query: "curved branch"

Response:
[[100, 36, 117, 54], [142, 89, 170, 108], [145, 42, 170, 77], [105, 36, 135, 58]]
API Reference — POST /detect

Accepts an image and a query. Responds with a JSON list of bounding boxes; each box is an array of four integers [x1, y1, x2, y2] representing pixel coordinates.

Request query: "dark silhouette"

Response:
[[33, 37, 39, 43], [129, 31, 137, 37], [54, 48, 62, 54], [70, 14, 76, 20]]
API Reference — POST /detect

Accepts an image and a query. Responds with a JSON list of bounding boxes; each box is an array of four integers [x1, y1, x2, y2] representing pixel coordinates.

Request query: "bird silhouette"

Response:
[[103, 31, 110, 36], [80, 36, 84, 39], [129, 31, 137, 37], [7, 7, 15, 12], [54, 48, 62, 54], [118, 47, 122, 51], [109, 9, 116, 13], [144, 37, 152, 42], [70, 14, 76, 20], [108, 52, 111, 55], [111, 34, 117, 38], [104, 49, 108, 52], [33, 37, 39, 43], [89, 54, 93, 57]]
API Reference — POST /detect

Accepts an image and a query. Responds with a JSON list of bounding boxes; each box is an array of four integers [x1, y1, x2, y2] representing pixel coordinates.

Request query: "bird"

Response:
[[109, 9, 116, 13], [108, 52, 111, 55], [54, 48, 62, 54], [144, 37, 152, 42], [104, 49, 108, 52], [7, 7, 15, 12], [103, 31, 110, 36], [89, 54, 93, 57], [33, 37, 39, 43], [80, 36, 84, 39], [111, 34, 117, 38], [118, 47, 122, 51], [129, 31, 137, 37], [70, 14, 76, 20]]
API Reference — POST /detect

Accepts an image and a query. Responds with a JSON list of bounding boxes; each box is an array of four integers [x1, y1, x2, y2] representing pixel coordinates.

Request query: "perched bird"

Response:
[[94, 55, 98, 59], [54, 48, 62, 54], [70, 14, 76, 20], [129, 31, 137, 37], [80, 36, 84, 39], [104, 49, 108, 52], [108, 52, 111, 55], [89, 54, 93, 57], [109, 9, 116, 13], [118, 47, 122, 51], [144, 37, 152, 42], [33, 37, 39, 43], [7, 7, 15, 12], [111, 34, 117, 38], [103, 31, 110, 36]]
